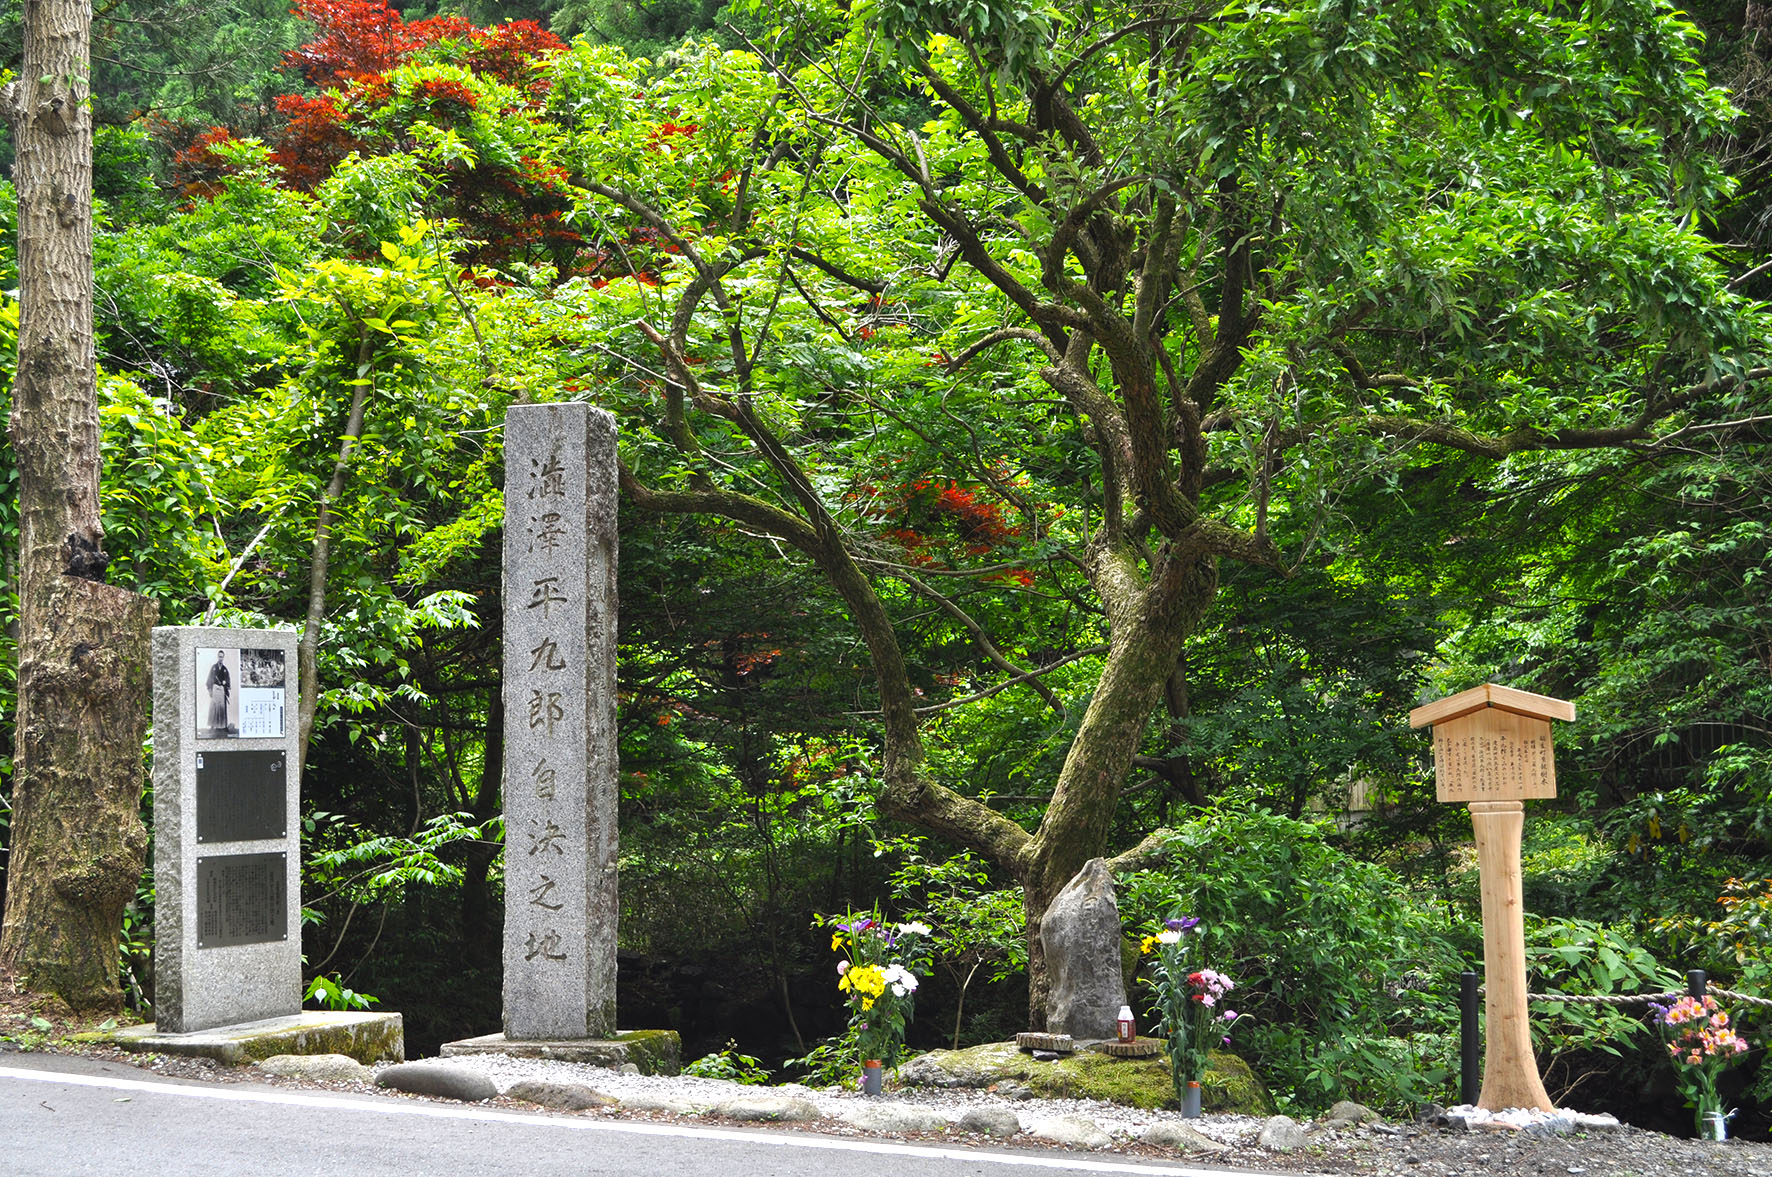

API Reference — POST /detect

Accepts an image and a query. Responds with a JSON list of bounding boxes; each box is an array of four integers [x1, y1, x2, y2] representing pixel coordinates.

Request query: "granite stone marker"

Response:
[[1411, 683, 1575, 1113], [504, 402, 619, 1039], [1041, 858, 1128, 1041], [153, 626, 301, 1033]]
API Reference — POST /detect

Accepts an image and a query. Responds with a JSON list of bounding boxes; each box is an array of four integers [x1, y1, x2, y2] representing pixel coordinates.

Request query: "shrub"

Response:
[[1121, 802, 1461, 1112]]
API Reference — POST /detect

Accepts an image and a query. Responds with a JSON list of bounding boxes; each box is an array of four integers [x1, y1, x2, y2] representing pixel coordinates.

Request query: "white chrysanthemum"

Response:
[[882, 963, 919, 996]]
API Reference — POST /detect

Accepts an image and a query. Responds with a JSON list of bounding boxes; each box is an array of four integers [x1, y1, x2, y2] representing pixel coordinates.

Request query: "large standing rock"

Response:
[[1041, 858, 1127, 1041]]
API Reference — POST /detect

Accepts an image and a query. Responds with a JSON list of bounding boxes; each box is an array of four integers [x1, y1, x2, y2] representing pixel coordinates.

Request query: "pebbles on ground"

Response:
[[93, 1043, 1768, 1177]]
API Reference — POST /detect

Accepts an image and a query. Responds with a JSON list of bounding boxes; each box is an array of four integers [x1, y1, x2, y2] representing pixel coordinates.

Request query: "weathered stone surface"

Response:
[[1571, 1111, 1624, 1132], [376, 1062, 498, 1102], [1025, 1115, 1113, 1149], [504, 403, 619, 1040], [1258, 1114, 1309, 1152], [506, 1079, 616, 1110], [898, 1041, 1023, 1088], [840, 1104, 951, 1133], [617, 1093, 707, 1115], [958, 1107, 1023, 1137], [1141, 1122, 1230, 1152], [256, 1053, 369, 1083], [1039, 859, 1127, 1041], [439, 1029, 680, 1075], [152, 627, 303, 1034], [101, 1011, 404, 1065], [712, 1094, 824, 1123], [897, 1040, 1274, 1114], [1324, 1099, 1381, 1128]]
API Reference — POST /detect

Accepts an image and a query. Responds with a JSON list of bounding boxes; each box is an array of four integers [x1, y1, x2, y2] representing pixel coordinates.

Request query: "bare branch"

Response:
[[891, 570, 1067, 716]]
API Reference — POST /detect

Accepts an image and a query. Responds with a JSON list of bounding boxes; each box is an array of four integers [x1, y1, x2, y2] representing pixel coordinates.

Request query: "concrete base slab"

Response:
[[88, 1011, 404, 1066], [440, 1029, 680, 1075]]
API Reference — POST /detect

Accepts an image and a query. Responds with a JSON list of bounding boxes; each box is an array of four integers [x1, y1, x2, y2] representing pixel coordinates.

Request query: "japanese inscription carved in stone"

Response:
[[503, 403, 619, 1039]]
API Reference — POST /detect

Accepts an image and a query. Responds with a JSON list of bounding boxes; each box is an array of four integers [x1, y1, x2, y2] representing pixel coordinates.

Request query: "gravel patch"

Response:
[[58, 1044, 1772, 1177]]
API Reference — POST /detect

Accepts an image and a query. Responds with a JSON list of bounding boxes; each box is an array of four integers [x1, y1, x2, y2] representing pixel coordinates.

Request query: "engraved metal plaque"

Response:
[[196, 852, 287, 948], [196, 750, 287, 843]]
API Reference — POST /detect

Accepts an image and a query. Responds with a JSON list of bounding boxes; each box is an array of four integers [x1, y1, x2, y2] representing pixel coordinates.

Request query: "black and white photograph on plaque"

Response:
[[237, 648, 288, 738], [195, 647, 240, 739]]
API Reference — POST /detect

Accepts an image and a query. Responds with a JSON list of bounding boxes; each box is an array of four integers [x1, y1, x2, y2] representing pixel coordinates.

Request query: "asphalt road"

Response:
[[0, 1054, 1287, 1177]]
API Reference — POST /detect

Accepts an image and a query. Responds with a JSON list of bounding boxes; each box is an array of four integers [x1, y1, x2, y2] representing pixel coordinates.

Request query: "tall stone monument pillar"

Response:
[[1411, 683, 1574, 1112], [502, 402, 619, 1039]]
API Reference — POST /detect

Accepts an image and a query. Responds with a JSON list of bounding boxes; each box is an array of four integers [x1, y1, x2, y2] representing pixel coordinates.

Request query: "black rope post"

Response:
[[1460, 969, 1480, 1106], [1688, 969, 1708, 999]]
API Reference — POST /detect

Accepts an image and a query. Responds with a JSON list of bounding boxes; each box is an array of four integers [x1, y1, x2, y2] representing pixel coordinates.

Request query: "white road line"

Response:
[[0, 1065, 1287, 1177]]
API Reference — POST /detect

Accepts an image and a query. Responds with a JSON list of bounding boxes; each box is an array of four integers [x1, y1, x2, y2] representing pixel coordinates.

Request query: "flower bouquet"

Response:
[[829, 909, 931, 1081], [1653, 994, 1750, 1138], [1141, 915, 1243, 1114]]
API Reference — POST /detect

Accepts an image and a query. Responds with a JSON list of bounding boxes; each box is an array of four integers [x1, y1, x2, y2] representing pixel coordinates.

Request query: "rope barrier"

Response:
[[1526, 990, 1681, 1007], [1711, 985, 1772, 1010], [1472, 985, 1772, 1009], [1457, 971, 1767, 1106]]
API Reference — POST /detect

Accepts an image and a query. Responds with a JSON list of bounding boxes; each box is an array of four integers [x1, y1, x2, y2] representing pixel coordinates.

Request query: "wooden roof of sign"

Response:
[[1408, 683, 1576, 730]]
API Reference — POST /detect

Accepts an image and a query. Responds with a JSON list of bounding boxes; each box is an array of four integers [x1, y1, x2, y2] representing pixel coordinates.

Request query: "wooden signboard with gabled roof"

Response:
[[1411, 683, 1576, 1114], [1410, 684, 1574, 804]]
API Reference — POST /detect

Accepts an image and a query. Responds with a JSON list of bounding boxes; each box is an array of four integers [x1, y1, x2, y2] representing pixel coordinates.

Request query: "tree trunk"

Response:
[[1019, 545, 1218, 1027], [0, 0, 155, 1007], [460, 693, 503, 966], [297, 328, 375, 777], [0, 580, 155, 1008]]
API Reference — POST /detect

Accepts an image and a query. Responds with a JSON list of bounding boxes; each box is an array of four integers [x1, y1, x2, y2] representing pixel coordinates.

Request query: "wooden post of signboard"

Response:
[[1410, 684, 1574, 1112]]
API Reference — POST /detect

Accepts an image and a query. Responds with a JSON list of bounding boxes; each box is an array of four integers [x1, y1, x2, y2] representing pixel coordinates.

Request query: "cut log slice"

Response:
[[1014, 1032, 1076, 1053], [1096, 1037, 1164, 1058]]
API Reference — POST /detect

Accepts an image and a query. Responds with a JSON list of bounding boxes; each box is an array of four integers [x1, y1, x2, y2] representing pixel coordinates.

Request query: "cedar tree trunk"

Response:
[[0, 0, 156, 1009]]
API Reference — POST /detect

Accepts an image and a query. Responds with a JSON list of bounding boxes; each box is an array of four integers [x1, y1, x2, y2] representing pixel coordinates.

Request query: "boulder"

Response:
[[898, 1040, 1274, 1114], [618, 1093, 706, 1116], [506, 1079, 616, 1110], [1258, 1114, 1309, 1152], [1025, 1115, 1113, 1149], [712, 1094, 825, 1123], [1323, 1099, 1381, 1128], [1040, 859, 1127, 1041], [840, 1104, 951, 1134], [958, 1107, 1023, 1137], [1140, 1122, 1229, 1153], [375, 1062, 497, 1102], [255, 1053, 370, 1083]]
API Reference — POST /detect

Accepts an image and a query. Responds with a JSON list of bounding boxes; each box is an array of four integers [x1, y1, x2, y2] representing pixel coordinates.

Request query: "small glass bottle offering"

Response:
[[1116, 1004, 1136, 1043]]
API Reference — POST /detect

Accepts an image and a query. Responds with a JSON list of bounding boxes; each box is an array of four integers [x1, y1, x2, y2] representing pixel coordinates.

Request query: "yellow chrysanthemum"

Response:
[[840, 963, 887, 1000]]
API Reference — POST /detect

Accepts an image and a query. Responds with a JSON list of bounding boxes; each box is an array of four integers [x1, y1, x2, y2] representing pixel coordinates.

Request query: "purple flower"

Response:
[[1221, 1036, 1232, 1046], [1165, 916, 1201, 933], [1223, 1010, 1238, 1021]]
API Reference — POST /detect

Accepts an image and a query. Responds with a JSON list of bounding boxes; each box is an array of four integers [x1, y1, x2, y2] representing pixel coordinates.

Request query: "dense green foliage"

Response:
[[1, 0, 1769, 1135]]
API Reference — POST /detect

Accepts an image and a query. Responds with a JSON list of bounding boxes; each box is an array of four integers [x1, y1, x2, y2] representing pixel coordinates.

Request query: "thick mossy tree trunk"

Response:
[[0, 0, 156, 1009], [1015, 546, 1218, 1027], [1, 581, 155, 1008]]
